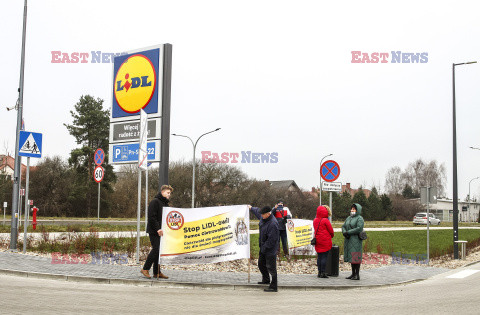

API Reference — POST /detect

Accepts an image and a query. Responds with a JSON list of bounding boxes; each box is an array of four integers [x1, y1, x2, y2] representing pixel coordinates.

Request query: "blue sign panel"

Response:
[[18, 131, 42, 158], [112, 142, 156, 163]]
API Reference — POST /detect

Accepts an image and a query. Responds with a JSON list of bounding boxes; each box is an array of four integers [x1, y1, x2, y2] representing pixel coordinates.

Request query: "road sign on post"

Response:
[[18, 131, 42, 158], [320, 160, 340, 182], [94, 148, 105, 166], [93, 166, 104, 183]]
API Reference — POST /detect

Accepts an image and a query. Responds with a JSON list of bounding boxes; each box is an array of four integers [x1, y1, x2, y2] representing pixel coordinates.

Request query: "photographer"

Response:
[[271, 200, 292, 259]]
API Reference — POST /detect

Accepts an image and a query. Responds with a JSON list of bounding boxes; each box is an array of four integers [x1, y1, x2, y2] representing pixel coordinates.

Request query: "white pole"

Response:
[[136, 169, 141, 264], [145, 165, 148, 230], [426, 186, 430, 264], [22, 157, 30, 253], [97, 182, 100, 223]]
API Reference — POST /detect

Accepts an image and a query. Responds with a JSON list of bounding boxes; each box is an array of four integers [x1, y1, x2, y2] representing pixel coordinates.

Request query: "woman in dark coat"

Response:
[[313, 206, 334, 278], [341, 203, 364, 280]]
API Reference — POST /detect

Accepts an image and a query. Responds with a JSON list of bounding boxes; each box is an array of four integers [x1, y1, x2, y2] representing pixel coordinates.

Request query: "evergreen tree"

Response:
[[402, 184, 418, 199], [64, 95, 115, 217], [352, 188, 368, 219], [367, 187, 382, 220], [380, 193, 393, 220]]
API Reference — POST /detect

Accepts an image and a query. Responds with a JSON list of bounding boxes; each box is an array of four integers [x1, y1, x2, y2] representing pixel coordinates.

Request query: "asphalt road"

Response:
[[0, 263, 478, 314]]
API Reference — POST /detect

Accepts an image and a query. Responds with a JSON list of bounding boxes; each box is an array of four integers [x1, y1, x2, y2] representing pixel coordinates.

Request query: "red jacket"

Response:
[[313, 206, 334, 253]]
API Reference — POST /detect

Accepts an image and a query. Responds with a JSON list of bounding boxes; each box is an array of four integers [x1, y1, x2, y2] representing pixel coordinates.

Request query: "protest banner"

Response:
[[286, 219, 316, 256], [160, 205, 249, 264]]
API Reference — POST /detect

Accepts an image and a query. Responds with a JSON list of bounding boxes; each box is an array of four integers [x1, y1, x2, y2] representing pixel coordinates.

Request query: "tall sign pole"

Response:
[[10, 0, 28, 250], [22, 157, 30, 253], [160, 44, 172, 187]]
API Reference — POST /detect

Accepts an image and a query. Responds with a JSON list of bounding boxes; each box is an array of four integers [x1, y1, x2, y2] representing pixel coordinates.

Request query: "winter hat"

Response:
[[260, 206, 272, 214]]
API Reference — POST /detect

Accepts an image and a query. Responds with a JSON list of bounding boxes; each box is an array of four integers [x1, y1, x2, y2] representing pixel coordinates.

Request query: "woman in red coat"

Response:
[[313, 205, 334, 278]]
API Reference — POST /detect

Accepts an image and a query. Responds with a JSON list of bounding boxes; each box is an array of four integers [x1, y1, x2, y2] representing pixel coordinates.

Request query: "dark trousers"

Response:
[[317, 250, 329, 273], [258, 252, 277, 289], [279, 229, 288, 255], [143, 233, 161, 275]]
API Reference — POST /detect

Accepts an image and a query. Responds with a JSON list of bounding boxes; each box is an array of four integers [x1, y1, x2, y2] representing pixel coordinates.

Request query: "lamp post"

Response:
[[319, 154, 332, 206], [468, 177, 479, 223], [172, 128, 221, 208], [452, 61, 477, 259]]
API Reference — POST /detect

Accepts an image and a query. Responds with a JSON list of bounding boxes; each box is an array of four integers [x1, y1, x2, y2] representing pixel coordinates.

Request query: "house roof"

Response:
[[0, 155, 28, 174], [267, 180, 299, 190]]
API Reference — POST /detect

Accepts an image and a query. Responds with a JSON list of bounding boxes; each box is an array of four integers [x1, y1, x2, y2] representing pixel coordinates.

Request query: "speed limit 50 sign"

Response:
[[93, 166, 104, 183]]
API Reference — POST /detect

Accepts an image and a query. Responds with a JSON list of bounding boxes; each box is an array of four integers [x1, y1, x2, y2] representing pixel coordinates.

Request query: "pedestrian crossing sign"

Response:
[[18, 131, 42, 158]]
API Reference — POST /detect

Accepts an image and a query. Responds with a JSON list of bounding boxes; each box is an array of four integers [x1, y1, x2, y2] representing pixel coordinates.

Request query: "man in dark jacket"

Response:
[[271, 200, 292, 258], [249, 205, 280, 292], [141, 185, 173, 279]]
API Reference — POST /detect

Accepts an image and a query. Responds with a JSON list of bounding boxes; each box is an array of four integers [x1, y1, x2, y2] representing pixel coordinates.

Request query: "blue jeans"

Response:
[[317, 250, 329, 273]]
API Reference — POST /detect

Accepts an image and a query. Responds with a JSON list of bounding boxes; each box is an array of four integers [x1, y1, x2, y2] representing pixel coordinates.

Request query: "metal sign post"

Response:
[[17, 130, 42, 252], [420, 186, 437, 264], [3, 202, 6, 226], [22, 157, 30, 253], [136, 169, 141, 264], [94, 148, 105, 223]]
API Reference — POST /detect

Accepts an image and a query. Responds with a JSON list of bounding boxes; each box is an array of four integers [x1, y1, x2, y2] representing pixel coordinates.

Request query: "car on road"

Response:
[[413, 213, 441, 225]]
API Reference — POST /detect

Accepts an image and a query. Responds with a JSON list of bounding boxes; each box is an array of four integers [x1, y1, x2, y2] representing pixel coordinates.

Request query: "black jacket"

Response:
[[147, 193, 169, 234], [251, 207, 279, 256]]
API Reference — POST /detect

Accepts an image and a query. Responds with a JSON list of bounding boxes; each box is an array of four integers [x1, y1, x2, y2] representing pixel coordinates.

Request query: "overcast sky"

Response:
[[1, 0, 480, 200]]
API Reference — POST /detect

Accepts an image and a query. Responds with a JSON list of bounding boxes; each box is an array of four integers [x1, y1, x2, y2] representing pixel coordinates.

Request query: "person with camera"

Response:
[[248, 205, 280, 292], [341, 203, 365, 280], [312, 205, 334, 278], [271, 200, 292, 259]]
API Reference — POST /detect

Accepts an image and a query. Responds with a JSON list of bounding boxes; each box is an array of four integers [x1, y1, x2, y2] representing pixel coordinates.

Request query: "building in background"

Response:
[[413, 198, 480, 223]]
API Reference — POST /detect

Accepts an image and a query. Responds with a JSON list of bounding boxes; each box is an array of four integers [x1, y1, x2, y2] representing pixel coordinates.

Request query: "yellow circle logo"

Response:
[[114, 54, 156, 113]]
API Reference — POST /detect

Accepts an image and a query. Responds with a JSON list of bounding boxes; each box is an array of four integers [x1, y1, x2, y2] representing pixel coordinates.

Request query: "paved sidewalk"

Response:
[[0, 252, 449, 290]]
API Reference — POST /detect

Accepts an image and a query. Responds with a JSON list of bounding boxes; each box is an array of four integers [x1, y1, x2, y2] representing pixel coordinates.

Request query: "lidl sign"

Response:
[[112, 48, 160, 118]]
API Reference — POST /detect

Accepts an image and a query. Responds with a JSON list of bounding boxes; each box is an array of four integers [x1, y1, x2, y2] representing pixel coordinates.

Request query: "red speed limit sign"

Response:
[[93, 166, 104, 183]]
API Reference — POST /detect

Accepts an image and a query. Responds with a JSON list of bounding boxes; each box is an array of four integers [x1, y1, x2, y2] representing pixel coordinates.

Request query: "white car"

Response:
[[413, 213, 441, 225]]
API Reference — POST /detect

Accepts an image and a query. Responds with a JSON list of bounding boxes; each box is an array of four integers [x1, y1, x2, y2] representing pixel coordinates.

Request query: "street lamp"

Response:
[[468, 177, 479, 223], [470, 146, 480, 151], [452, 60, 477, 259], [172, 128, 221, 208], [319, 153, 332, 206]]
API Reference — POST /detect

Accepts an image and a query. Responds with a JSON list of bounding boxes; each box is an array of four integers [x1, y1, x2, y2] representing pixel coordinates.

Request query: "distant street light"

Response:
[[319, 153, 333, 206], [452, 60, 477, 259], [470, 146, 480, 151], [468, 177, 479, 222], [172, 128, 221, 208]]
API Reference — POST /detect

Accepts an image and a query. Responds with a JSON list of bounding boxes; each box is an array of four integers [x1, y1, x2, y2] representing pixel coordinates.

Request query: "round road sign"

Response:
[[93, 166, 104, 183], [320, 160, 340, 182], [94, 148, 105, 166]]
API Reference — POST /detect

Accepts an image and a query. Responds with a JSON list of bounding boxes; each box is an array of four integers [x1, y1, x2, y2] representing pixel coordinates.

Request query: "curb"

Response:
[[0, 268, 428, 291], [463, 260, 480, 268]]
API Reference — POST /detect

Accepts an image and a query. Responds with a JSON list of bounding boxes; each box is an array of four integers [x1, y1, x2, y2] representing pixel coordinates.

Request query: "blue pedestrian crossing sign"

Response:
[[18, 131, 42, 158]]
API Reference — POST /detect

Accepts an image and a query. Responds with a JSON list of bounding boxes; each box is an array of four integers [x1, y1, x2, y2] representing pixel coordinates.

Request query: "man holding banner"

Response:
[[249, 205, 279, 292]]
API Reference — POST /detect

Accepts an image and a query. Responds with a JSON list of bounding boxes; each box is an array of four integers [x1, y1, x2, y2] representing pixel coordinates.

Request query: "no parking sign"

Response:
[[320, 160, 340, 182]]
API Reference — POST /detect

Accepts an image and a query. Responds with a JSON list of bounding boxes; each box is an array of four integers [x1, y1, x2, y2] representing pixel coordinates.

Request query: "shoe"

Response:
[[264, 288, 278, 292], [317, 273, 322, 278], [345, 274, 354, 279], [320, 273, 329, 278], [155, 272, 169, 279], [257, 281, 270, 284], [351, 274, 360, 280], [140, 269, 151, 279]]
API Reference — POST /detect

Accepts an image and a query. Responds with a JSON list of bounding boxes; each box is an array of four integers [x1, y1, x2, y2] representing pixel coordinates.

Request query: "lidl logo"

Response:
[[112, 49, 160, 118]]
